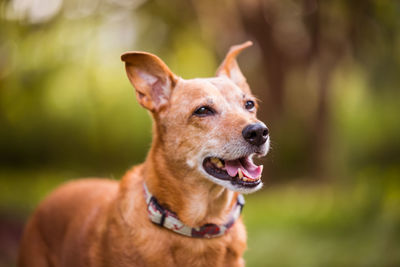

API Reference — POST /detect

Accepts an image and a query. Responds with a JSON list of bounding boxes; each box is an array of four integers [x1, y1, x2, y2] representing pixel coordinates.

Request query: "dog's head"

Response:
[[121, 41, 269, 194]]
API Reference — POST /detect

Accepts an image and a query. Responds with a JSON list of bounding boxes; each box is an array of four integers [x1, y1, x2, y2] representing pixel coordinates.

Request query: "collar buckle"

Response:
[[149, 196, 167, 226]]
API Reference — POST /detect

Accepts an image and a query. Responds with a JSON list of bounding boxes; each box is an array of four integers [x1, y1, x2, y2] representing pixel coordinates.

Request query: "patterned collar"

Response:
[[143, 182, 245, 238]]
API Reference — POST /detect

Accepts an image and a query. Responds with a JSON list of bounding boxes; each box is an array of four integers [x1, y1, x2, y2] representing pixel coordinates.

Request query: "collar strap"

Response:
[[143, 182, 245, 238]]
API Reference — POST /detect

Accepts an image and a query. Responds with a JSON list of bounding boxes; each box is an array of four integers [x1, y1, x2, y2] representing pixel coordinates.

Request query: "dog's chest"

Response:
[[156, 224, 246, 266], [103, 223, 246, 267], [148, 236, 244, 267]]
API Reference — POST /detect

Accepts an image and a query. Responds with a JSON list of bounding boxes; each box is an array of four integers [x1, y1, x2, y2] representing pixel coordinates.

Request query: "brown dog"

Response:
[[18, 41, 270, 267]]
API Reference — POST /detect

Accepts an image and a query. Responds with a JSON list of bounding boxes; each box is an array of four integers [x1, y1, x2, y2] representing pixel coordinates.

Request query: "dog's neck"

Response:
[[143, 140, 237, 227]]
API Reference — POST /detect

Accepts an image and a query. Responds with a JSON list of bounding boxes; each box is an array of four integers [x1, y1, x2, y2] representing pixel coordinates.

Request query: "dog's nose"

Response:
[[242, 123, 269, 146]]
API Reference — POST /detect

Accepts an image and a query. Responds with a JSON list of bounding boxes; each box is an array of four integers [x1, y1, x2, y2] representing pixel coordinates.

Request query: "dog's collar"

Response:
[[143, 182, 245, 238]]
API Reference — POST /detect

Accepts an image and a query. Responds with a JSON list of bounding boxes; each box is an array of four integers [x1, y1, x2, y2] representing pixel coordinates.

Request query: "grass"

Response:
[[1, 169, 399, 266], [243, 182, 400, 267]]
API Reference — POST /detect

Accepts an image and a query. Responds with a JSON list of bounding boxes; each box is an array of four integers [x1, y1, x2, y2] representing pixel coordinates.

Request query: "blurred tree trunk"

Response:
[[236, 0, 348, 179], [237, 0, 286, 120]]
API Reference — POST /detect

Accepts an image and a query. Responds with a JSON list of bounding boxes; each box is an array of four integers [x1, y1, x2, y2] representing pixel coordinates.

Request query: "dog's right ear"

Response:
[[121, 52, 178, 112], [216, 41, 253, 93]]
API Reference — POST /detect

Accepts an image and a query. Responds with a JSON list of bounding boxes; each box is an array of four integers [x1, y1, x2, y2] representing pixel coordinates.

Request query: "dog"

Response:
[[18, 41, 270, 267]]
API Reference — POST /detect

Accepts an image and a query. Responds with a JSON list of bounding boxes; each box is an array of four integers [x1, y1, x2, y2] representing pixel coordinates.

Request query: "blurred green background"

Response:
[[1, 0, 400, 266]]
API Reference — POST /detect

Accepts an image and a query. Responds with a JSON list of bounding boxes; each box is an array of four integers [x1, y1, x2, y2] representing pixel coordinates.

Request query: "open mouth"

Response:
[[202, 156, 263, 188]]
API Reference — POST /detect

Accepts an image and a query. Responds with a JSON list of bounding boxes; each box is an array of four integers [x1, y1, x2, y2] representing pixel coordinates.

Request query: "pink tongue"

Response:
[[225, 157, 263, 179]]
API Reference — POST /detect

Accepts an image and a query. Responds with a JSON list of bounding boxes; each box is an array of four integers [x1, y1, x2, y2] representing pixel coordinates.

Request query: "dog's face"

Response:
[[163, 77, 269, 193], [122, 42, 269, 194]]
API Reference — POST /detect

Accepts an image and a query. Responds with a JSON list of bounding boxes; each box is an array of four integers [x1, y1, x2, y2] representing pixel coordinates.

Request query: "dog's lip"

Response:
[[202, 156, 262, 188]]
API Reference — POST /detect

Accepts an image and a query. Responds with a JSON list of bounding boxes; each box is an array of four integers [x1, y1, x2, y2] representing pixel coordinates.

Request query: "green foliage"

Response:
[[244, 175, 400, 266]]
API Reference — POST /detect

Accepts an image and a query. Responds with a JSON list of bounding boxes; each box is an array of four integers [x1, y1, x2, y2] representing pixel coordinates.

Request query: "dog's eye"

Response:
[[193, 106, 215, 117], [245, 100, 255, 111]]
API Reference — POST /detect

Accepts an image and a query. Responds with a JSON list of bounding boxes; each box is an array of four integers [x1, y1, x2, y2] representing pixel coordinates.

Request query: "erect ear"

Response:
[[216, 41, 253, 91], [121, 51, 178, 112]]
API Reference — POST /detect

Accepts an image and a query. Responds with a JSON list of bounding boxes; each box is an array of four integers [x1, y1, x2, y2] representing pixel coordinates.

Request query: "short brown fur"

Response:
[[18, 41, 268, 267]]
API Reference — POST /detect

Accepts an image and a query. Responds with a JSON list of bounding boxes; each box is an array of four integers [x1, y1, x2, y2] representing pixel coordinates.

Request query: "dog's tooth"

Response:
[[216, 161, 223, 168], [238, 169, 243, 179], [211, 157, 218, 163], [211, 157, 224, 168]]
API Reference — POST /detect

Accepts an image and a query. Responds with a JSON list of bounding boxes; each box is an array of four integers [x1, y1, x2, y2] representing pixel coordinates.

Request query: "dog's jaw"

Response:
[[193, 139, 269, 194], [199, 164, 264, 194]]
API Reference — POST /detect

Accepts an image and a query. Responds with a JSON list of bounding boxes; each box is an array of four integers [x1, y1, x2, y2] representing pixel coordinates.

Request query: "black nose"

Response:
[[242, 123, 269, 146]]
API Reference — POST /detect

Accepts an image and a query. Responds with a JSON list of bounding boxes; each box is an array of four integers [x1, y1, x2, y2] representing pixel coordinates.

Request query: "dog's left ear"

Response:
[[121, 51, 178, 112], [216, 41, 253, 92]]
